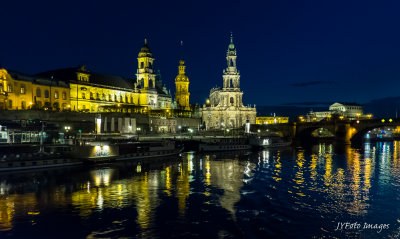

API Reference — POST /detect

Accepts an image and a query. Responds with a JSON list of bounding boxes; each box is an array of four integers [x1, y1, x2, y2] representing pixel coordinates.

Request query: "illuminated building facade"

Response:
[[174, 60, 190, 110], [305, 102, 371, 122], [200, 35, 256, 129], [36, 40, 172, 113], [256, 116, 289, 125], [0, 68, 70, 111]]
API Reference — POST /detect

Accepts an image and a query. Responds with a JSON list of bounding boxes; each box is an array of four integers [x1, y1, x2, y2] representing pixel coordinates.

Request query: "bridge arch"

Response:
[[351, 125, 398, 143], [296, 126, 336, 140]]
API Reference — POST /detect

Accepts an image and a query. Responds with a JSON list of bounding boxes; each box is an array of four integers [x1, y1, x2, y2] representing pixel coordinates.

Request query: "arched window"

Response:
[[230, 97, 234, 106], [44, 90, 49, 98], [36, 88, 41, 97], [62, 91, 67, 100], [140, 62, 144, 68]]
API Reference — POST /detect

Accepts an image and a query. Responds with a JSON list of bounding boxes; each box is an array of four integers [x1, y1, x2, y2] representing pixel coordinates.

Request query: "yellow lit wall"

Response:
[[69, 82, 140, 113], [0, 69, 70, 111], [256, 116, 289, 125]]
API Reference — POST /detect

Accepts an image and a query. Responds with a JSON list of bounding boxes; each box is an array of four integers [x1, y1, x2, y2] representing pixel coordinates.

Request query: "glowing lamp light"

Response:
[[389, 119, 393, 122], [382, 119, 385, 123]]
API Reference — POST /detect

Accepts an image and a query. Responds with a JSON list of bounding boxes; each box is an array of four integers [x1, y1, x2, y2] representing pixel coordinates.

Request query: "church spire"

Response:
[[223, 33, 240, 89]]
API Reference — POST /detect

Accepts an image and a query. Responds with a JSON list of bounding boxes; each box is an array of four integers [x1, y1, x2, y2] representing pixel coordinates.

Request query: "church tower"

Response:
[[175, 60, 190, 110], [221, 33, 243, 108], [223, 33, 240, 90], [136, 39, 157, 108]]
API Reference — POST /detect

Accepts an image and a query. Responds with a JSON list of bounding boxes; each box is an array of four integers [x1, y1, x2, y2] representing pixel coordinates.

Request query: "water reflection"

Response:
[[0, 142, 400, 238]]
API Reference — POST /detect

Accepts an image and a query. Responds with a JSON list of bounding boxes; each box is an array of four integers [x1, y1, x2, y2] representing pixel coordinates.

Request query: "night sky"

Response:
[[2, 0, 400, 110]]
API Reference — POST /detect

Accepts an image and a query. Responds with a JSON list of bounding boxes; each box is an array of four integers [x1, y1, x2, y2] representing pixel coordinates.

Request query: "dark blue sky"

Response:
[[2, 0, 400, 107]]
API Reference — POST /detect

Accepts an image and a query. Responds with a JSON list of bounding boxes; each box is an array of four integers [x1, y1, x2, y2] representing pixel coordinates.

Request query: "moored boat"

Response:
[[74, 140, 182, 163], [249, 135, 291, 149], [198, 137, 252, 152]]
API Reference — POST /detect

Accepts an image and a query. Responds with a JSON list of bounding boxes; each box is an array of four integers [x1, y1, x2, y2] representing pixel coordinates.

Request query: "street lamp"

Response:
[[137, 127, 141, 140]]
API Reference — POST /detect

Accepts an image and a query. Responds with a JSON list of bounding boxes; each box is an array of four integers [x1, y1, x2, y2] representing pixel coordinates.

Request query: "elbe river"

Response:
[[0, 141, 399, 238]]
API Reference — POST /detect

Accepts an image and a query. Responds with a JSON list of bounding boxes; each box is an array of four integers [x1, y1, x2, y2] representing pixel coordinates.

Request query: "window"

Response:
[[125, 96, 128, 103], [114, 95, 117, 102], [36, 88, 41, 97], [140, 62, 144, 68], [96, 93, 100, 100], [62, 103, 67, 110], [0, 83, 3, 92], [20, 85, 26, 94], [44, 90, 49, 98], [7, 84, 12, 92], [82, 93, 86, 99], [54, 91, 59, 99], [90, 92, 94, 99], [230, 97, 234, 106], [102, 94, 106, 101], [120, 95, 123, 102], [62, 91, 67, 100], [109, 94, 112, 101]]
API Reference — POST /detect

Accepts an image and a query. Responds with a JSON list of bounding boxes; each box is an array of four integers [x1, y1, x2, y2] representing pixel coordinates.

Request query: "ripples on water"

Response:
[[0, 142, 400, 238]]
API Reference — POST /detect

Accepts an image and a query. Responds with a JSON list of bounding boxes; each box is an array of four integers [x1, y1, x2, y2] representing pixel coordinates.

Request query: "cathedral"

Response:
[[200, 35, 256, 129]]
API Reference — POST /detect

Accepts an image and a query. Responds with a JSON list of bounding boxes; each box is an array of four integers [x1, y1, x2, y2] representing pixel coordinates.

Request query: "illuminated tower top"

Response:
[[136, 39, 156, 89], [223, 33, 240, 90]]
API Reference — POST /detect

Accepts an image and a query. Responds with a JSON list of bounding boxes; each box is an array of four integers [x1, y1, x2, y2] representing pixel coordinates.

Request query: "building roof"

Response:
[[7, 70, 69, 88], [331, 102, 363, 107], [35, 66, 136, 90]]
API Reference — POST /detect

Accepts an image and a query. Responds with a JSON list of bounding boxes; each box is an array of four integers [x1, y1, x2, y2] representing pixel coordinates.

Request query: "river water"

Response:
[[0, 141, 399, 238]]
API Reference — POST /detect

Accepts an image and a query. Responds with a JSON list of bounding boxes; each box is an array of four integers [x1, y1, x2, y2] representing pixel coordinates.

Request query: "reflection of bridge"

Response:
[[252, 119, 400, 144]]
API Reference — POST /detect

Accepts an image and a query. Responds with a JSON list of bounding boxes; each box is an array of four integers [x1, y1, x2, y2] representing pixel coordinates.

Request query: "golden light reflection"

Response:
[[272, 151, 282, 183], [310, 154, 318, 181], [176, 154, 191, 215], [205, 156, 246, 220], [294, 150, 305, 186], [205, 156, 211, 186], [165, 167, 171, 196], [324, 152, 332, 187], [0, 193, 38, 231]]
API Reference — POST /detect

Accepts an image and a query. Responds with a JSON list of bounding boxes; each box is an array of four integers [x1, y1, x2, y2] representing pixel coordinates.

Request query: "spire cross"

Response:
[[230, 32, 233, 43]]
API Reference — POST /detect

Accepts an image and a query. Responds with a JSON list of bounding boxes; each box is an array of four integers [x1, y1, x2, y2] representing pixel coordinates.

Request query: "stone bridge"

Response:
[[252, 118, 400, 144]]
